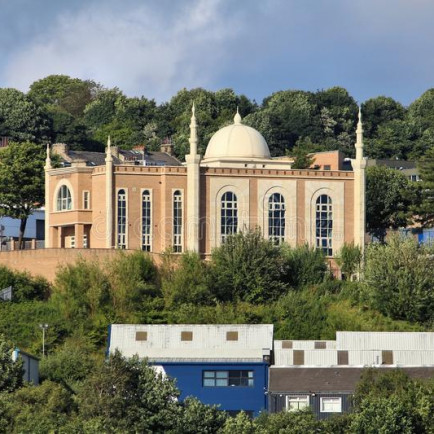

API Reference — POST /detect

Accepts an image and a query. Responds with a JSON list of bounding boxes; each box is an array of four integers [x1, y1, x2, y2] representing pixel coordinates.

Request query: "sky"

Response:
[[1, 0, 434, 106]]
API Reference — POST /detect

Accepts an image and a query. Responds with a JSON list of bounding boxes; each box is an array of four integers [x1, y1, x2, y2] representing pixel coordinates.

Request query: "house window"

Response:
[[268, 193, 285, 244], [221, 192, 238, 243], [83, 234, 88, 249], [136, 331, 148, 341], [70, 236, 75, 249], [57, 185, 72, 211], [324, 165, 331, 171], [316, 194, 333, 256], [181, 331, 193, 341], [226, 331, 238, 341], [83, 191, 90, 209], [203, 370, 254, 387], [173, 190, 183, 252], [142, 190, 151, 252], [286, 395, 309, 412], [320, 397, 342, 413], [117, 189, 127, 249]]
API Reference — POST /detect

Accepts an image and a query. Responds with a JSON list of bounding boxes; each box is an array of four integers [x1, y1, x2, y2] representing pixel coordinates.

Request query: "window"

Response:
[[268, 193, 285, 244], [83, 191, 90, 209], [83, 234, 88, 249], [70, 236, 75, 249], [173, 190, 183, 252], [181, 331, 193, 341], [320, 397, 342, 413], [315, 194, 333, 256], [142, 190, 152, 252], [286, 395, 309, 412], [203, 370, 254, 387], [226, 331, 238, 341], [136, 331, 148, 341], [117, 189, 127, 249], [324, 165, 331, 171], [57, 185, 72, 211], [221, 192, 238, 242]]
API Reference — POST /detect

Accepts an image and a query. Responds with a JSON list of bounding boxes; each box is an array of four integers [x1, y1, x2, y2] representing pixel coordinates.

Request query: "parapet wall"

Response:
[[0, 249, 161, 282]]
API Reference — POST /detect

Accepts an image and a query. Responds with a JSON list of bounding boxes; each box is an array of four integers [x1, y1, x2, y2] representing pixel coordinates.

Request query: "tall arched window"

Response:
[[316, 194, 332, 256], [117, 189, 127, 249], [221, 192, 238, 243], [173, 190, 183, 252], [142, 190, 151, 252], [268, 193, 285, 244], [57, 185, 72, 211]]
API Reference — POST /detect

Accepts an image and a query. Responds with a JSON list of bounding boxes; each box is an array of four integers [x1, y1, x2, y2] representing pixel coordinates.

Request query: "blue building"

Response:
[[108, 324, 273, 416]]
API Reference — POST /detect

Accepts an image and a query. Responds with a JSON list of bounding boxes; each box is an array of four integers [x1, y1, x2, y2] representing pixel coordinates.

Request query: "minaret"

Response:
[[185, 103, 201, 252], [351, 108, 367, 252], [44, 144, 52, 248], [105, 136, 114, 248]]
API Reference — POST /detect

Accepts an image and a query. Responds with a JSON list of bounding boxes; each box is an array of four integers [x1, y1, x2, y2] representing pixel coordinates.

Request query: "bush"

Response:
[[363, 235, 434, 323], [0, 265, 50, 302], [280, 244, 328, 289]]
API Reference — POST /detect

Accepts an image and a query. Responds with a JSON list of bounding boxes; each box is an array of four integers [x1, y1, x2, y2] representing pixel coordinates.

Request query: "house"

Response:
[[44, 107, 366, 259], [12, 348, 39, 385], [108, 324, 273, 416], [268, 332, 434, 419]]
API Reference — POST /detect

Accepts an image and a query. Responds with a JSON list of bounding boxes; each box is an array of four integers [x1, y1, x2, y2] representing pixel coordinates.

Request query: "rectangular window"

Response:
[[203, 370, 254, 387], [181, 331, 193, 341], [320, 397, 342, 413], [382, 350, 394, 365], [136, 331, 148, 341], [293, 350, 304, 365], [226, 331, 238, 341], [83, 234, 88, 249], [70, 236, 75, 249], [83, 191, 90, 209], [324, 165, 331, 170], [282, 340, 293, 349], [314, 341, 327, 349], [286, 395, 309, 412], [338, 350, 349, 365]]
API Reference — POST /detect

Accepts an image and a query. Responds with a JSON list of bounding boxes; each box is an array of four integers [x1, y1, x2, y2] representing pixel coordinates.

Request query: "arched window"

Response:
[[173, 190, 183, 252], [316, 194, 332, 256], [268, 193, 285, 244], [117, 189, 127, 249], [142, 190, 151, 252], [221, 192, 238, 243], [57, 185, 72, 211]]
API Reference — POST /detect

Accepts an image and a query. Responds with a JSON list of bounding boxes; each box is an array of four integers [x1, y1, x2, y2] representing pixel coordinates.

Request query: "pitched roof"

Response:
[[269, 367, 434, 393]]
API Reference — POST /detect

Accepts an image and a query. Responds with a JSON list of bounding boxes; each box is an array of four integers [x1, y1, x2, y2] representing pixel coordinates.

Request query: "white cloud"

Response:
[[3, 0, 238, 102]]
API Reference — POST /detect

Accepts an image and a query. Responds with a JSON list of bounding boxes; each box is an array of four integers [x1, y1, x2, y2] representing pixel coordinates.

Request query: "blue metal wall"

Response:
[[159, 362, 268, 416]]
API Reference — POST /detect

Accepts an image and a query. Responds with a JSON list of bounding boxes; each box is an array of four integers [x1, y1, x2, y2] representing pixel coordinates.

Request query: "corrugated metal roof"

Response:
[[336, 332, 434, 351], [109, 324, 273, 361]]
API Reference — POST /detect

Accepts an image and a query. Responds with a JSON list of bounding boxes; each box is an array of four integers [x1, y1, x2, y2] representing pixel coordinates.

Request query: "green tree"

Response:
[[0, 142, 45, 248], [363, 235, 434, 323], [77, 351, 181, 433], [255, 408, 321, 434], [366, 165, 414, 242], [335, 243, 362, 278], [161, 252, 211, 307], [413, 146, 434, 227], [209, 230, 288, 303], [219, 411, 257, 434], [3, 381, 75, 434], [280, 244, 327, 289], [0, 336, 23, 393], [0, 88, 49, 143]]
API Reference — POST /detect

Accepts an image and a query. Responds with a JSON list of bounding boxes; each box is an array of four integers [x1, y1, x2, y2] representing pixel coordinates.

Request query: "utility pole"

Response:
[[39, 323, 49, 356]]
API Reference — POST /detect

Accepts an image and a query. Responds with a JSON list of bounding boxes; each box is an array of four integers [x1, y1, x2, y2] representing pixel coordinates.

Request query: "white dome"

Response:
[[204, 112, 271, 161]]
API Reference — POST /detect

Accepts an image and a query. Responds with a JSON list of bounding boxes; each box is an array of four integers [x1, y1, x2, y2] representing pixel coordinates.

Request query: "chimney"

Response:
[[160, 137, 173, 156], [52, 143, 70, 160]]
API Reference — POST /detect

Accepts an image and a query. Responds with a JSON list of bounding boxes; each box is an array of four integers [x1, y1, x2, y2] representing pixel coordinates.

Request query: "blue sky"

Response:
[[1, 0, 433, 106]]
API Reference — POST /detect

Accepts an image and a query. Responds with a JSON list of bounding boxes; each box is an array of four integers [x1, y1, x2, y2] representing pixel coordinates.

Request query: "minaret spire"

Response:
[[189, 103, 198, 156], [44, 143, 52, 170], [105, 136, 113, 162], [355, 107, 363, 161]]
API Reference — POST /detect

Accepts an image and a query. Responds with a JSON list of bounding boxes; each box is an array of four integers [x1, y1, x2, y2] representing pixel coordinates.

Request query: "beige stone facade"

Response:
[[45, 109, 366, 258]]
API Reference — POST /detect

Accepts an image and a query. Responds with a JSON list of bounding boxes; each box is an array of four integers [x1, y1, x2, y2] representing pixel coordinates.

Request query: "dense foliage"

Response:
[[1, 75, 434, 165]]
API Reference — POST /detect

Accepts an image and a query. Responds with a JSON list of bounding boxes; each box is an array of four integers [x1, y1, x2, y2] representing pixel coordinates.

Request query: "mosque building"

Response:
[[44, 106, 366, 258]]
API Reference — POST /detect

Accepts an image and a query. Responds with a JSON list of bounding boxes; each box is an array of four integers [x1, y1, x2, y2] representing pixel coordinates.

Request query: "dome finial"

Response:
[[355, 106, 364, 160], [234, 107, 242, 125]]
